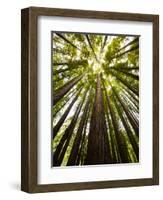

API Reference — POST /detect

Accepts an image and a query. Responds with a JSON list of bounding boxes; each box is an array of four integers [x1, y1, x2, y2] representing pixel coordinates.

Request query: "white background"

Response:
[[0, 0, 162, 199]]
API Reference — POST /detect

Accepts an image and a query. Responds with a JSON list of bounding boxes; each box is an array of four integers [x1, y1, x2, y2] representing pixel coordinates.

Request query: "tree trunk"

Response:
[[85, 35, 99, 62], [109, 70, 139, 96], [53, 65, 82, 75], [105, 103, 119, 163], [101, 35, 108, 53], [57, 94, 86, 166], [55, 33, 80, 50], [110, 66, 139, 71], [122, 87, 139, 105], [53, 62, 68, 66], [114, 37, 139, 55], [67, 94, 90, 166], [110, 68, 139, 80], [53, 87, 77, 118], [76, 102, 91, 165], [53, 74, 83, 105], [112, 87, 139, 136], [102, 80, 129, 163], [111, 93, 139, 160], [119, 96, 139, 137], [53, 90, 87, 166], [85, 74, 112, 165], [112, 43, 139, 60], [53, 88, 82, 139]]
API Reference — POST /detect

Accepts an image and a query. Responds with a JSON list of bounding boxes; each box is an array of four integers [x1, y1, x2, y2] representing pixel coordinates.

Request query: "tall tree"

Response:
[[67, 92, 91, 166], [109, 69, 139, 96], [85, 74, 112, 165], [53, 89, 87, 166], [111, 91, 139, 160], [102, 79, 130, 163], [112, 87, 139, 136], [85, 34, 99, 62], [52, 33, 139, 166], [55, 33, 81, 50], [53, 88, 82, 139], [53, 74, 83, 105]]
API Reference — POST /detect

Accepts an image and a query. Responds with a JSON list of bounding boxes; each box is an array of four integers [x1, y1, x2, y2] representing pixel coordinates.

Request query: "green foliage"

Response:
[[52, 32, 139, 166]]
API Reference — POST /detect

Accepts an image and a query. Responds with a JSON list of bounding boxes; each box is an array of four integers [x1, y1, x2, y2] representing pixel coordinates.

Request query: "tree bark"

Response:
[[114, 37, 139, 55], [53, 62, 68, 66], [76, 101, 91, 165], [53, 87, 77, 118], [85, 35, 99, 63], [53, 74, 83, 105], [55, 33, 80, 50], [110, 66, 139, 71], [105, 103, 119, 163], [67, 94, 90, 166], [111, 92, 139, 160], [85, 74, 112, 165], [112, 44, 139, 60], [122, 87, 139, 104], [57, 94, 86, 166], [101, 35, 108, 53], [110, 68, 139, 80], [102, 80, 130, 163], [112, 87, 139, 136], [53, 90, 87, 166], [109, 70, 139, 96], [53, 88, 82, 139], [53, 65, 82, 75]]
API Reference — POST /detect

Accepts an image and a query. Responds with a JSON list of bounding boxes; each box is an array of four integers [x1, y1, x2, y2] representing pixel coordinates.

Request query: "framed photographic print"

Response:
[[21, 7, 159, 193]]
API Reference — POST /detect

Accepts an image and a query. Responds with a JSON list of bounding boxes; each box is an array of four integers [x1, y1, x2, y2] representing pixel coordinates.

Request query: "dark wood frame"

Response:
[[21, 7, 159, 193]]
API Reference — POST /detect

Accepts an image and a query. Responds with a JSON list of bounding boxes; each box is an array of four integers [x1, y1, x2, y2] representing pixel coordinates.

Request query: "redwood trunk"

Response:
[[111, 68, 139, 80], [55, 33, 80, 50], [112, 93, 139, 160], [53, 90, 87, 166], [53, 88, 82, 139], [67, 94, 90, 166], [109, 70, 139, 96], [85, 74, 111, 165], [53, 74, 83, 105]]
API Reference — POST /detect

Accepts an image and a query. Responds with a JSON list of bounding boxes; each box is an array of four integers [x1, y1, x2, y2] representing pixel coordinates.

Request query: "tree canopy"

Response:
[[52, 32, 139, 166]]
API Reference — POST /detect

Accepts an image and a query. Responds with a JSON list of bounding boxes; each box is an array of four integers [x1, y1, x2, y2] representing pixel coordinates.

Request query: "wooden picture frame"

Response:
[[21, 7, 159, 193]]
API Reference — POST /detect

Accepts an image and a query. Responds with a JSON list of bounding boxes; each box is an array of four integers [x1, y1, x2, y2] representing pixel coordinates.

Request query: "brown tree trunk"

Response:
[[101, 35, 108, 53], [110, 66, 139, 71], [123, 88, 139, 107], [85, 35, 99, 62], [76, 102, 91, 165], [53, 90, 87, 166], [109, 70, 139, 96], [67, 94, 90, 166], [105, 104, 118, 163], [53, 87, 77, 118], [112, 44, 139, 60], [102, 81, 129, 163], [55, 33, 80, 50], [53, 62, 68, 66], [85, 74, 112, 165], [53, 74, 83, 105], [112, 87, 139, 136], [53, 65, 82, 75], [53, 88, 82, 139], [111, 93, 139, 160], [57, 95, 86, 166], [114, 37, 139, 55], [110, 68, 139, 80]]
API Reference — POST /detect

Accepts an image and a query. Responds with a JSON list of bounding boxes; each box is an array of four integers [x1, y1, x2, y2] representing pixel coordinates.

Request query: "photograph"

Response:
[[52, 32, 139, 167], [21, 7, 159, 193]]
